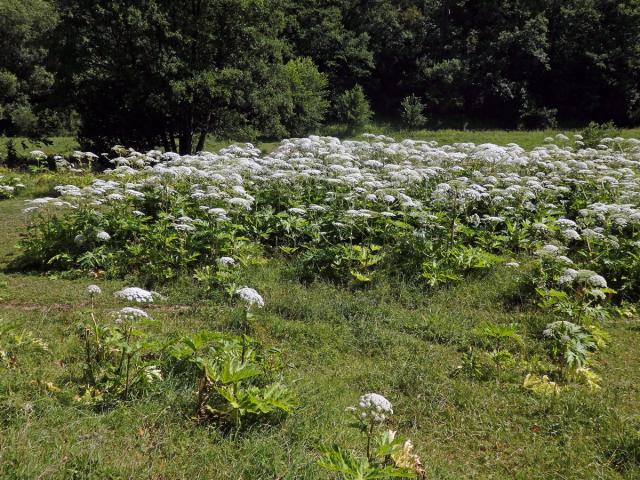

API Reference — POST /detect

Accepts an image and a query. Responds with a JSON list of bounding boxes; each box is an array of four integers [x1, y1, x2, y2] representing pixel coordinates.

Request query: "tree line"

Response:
[[1, 0, 639, 153]]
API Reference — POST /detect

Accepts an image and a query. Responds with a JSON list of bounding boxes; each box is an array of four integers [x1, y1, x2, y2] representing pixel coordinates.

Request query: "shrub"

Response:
[[581, 121, 620, 148], [400, 94, 427, 129], [5, 138, 19, 169], [334, 85, 372, 133], [281, 57, 329, 137], [518, 105, 558, 129]]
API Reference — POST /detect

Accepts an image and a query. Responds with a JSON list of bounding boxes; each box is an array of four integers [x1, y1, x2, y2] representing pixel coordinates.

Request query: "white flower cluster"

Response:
[[86, 284, 102, 296], [116, 307, 150, 321], [96, 231, 111, 241], [114, 287, 158, 303], [30, 150, 47, 161], [217, 256, 236, 266], [235, 287, 264, 308], [348, 393, 394, 423], [0, 185, 15, 196], [543, 320, 580, 340], [143, 365, 163, 382], [587, 273, 608, 289], [23, 196, 74, 213], [0, 175, 25, 199], [535, 244, 561, 257], [557, 269, 608, 289]]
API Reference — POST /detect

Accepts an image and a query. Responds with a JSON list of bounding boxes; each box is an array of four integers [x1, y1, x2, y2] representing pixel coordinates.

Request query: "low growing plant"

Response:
[[167, 330, 296, 428], [0, 321, 50, 368], [542, 320, 597, 375]]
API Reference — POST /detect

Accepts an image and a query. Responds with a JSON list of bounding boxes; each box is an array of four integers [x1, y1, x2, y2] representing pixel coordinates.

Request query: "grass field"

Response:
[[1, 134, 639, 479], [3, 126, 640, 157]]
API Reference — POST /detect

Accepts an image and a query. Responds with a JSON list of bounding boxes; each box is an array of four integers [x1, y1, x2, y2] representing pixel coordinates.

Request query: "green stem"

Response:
[[123, 353, 132, 400], [84, 326, 94, 385], [195, 369, 208, 417], [241, 309, 250, 362], [366, 420, 375, 462]]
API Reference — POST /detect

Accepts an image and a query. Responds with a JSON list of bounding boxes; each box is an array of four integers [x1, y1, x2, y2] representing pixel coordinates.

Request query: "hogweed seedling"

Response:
[[523, 373, 561, 396], [543, 320, 597, 374], [82, 285, 102, 385], [0, 321, 50, 368], [474, 322, 524, 352], [451, 348, 495, 381], [574, 367, 603, 391]]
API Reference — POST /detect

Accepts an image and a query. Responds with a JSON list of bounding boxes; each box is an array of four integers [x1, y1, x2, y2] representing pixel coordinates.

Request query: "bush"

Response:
[[400, 94, 427, 129], [4, 138, 19, 168], [581, 121, 620, 148], [334, 85, 372, 133], [518, 106, 558, 129], [281, 58, 329, 137]]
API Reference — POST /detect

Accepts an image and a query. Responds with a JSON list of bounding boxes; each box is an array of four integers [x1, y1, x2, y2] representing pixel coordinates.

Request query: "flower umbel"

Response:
[[348, 392, 393, 423], [235, 287, 264, 308], [86, 284, 102, 296], [114, 287, 158, 303], [116, 307, 150, 322]]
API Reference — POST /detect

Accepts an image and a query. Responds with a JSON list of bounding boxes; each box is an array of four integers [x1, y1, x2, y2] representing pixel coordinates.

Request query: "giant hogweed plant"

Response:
[[542, 321, 597, 373], [17, 136, 640, 301], [167, 331, 296, 428], [539, 320, 605, 391], [0, 173, 25, 199], [193, 255, 265, 299], [75, 286, 164, 405], [319, 393, 425, 479], [514, 311, 608, 395], [167, 288, 296, 428], [528, 244, 618, 322]]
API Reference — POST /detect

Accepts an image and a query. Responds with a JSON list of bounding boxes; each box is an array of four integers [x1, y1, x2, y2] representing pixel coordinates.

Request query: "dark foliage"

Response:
[[1, 0, 639, 149]]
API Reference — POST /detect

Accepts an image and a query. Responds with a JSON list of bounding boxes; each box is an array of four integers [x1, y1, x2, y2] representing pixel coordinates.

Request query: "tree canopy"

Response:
[[1, 0, 639, 151], [0, 0, 58, 139]]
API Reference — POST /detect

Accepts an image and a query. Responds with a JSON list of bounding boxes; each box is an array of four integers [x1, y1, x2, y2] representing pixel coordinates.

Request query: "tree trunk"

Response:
[[161, 131, 171, 152], [195, 131, 207, 152], [179, 127, 192, 155], [195, 111, 213, 153]]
